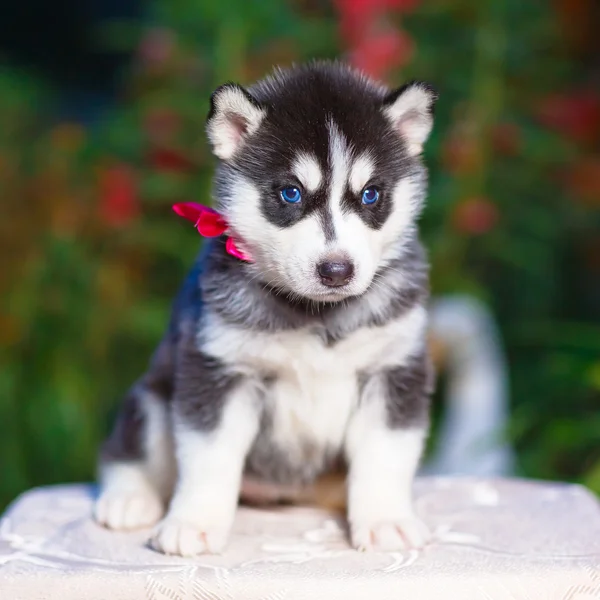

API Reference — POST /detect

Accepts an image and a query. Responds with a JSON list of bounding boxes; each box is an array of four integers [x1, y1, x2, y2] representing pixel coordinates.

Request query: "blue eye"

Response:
[[280, 186, 302, 204], [362, 186, 379, 205]]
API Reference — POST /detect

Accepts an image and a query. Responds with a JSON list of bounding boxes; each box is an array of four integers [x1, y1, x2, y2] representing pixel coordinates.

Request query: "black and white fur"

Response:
[[94, 61, 438, 555]]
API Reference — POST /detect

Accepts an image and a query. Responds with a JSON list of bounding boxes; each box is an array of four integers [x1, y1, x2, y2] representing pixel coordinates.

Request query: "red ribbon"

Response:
[[172, 202, 253, 262]]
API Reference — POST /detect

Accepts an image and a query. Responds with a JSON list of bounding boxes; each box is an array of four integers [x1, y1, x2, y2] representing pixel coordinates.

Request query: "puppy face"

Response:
[[208, 63, 437, 302]]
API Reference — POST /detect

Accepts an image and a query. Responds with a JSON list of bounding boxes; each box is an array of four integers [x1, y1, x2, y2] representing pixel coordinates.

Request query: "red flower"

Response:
[[147, 148, 194, 173], [452, 197, 499, 235], [537, 91, 600, 145], [351, 30, 414, 80], [336, 0, 420, 46], [99, 165, 139, 228]]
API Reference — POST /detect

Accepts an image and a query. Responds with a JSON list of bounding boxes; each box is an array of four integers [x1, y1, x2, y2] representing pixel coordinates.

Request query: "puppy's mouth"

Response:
[[259, 266, 372, 305], [299, 280, 367, 303], [264, 281, 357, 304], [307, 292, 350, 303]]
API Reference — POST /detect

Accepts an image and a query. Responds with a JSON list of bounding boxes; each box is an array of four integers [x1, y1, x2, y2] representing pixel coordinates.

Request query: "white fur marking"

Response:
[[377, 177, 419, 263], [327, 119, 350, 217], [292, 152, 322, 192], [349, 152, 374, 194]]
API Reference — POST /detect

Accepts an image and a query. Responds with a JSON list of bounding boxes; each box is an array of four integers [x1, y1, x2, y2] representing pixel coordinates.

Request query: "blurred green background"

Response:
[[0, 0, 599, 510]]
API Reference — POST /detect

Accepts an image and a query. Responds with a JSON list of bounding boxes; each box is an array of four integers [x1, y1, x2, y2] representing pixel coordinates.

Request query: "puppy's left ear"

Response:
[[383, 81, 438, 156], [206, 83, 266, 160]]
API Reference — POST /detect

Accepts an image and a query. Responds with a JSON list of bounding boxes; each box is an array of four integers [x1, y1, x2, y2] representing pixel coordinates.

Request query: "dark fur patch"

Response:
[[172, 334, 243, 430], [339, 158, 414, 230], [383, 350, 434, 429]]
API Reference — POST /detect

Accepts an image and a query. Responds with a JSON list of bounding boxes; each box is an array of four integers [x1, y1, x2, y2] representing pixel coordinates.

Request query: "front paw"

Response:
[[150, 517, 230, 556], [351, 515, 431, 552], [94, 490, 164, 531]]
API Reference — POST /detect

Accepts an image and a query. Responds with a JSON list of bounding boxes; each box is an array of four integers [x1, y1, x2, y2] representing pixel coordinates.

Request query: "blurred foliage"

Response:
[[1, 0, 599, 510]]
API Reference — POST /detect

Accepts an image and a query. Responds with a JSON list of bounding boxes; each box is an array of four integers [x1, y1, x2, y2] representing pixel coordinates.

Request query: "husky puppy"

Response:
[[94, 61, 438, 556]]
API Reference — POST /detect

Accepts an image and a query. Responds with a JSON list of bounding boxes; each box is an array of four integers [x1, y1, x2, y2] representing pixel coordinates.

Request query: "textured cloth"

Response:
[[1, 478, 599, 599]]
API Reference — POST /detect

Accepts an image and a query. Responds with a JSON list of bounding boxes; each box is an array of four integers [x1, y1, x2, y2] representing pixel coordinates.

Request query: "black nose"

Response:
[[317, 260, 354, 287]]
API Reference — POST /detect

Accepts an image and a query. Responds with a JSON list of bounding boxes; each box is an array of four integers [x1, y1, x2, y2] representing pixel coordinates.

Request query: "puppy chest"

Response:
[[264, 366, 358, 454], [211, 326, 375, 449], [201, 317, 420, 451], [262, 332, 364, 450]]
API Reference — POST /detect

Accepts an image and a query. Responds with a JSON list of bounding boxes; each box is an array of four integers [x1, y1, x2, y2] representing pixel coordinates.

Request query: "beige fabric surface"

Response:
[[1, 478, 599, 599]]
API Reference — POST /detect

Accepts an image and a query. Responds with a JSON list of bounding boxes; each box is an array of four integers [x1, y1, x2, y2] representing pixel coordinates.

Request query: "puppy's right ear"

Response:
[[206, 83, 266, 160], [382, 81, 438, 157]]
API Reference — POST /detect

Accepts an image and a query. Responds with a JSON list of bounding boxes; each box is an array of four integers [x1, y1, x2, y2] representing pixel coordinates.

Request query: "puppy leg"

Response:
[[151, 362, 260, 556], [95, 341, 175, 531], [346, 353, 432, 552]]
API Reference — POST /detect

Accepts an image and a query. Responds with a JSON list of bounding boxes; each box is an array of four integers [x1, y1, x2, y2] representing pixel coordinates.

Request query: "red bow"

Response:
[[172, 202, 253, 262]]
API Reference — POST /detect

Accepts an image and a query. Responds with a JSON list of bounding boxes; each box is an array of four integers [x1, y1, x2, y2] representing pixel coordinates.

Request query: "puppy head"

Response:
[[207, 62, 437, 302]]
